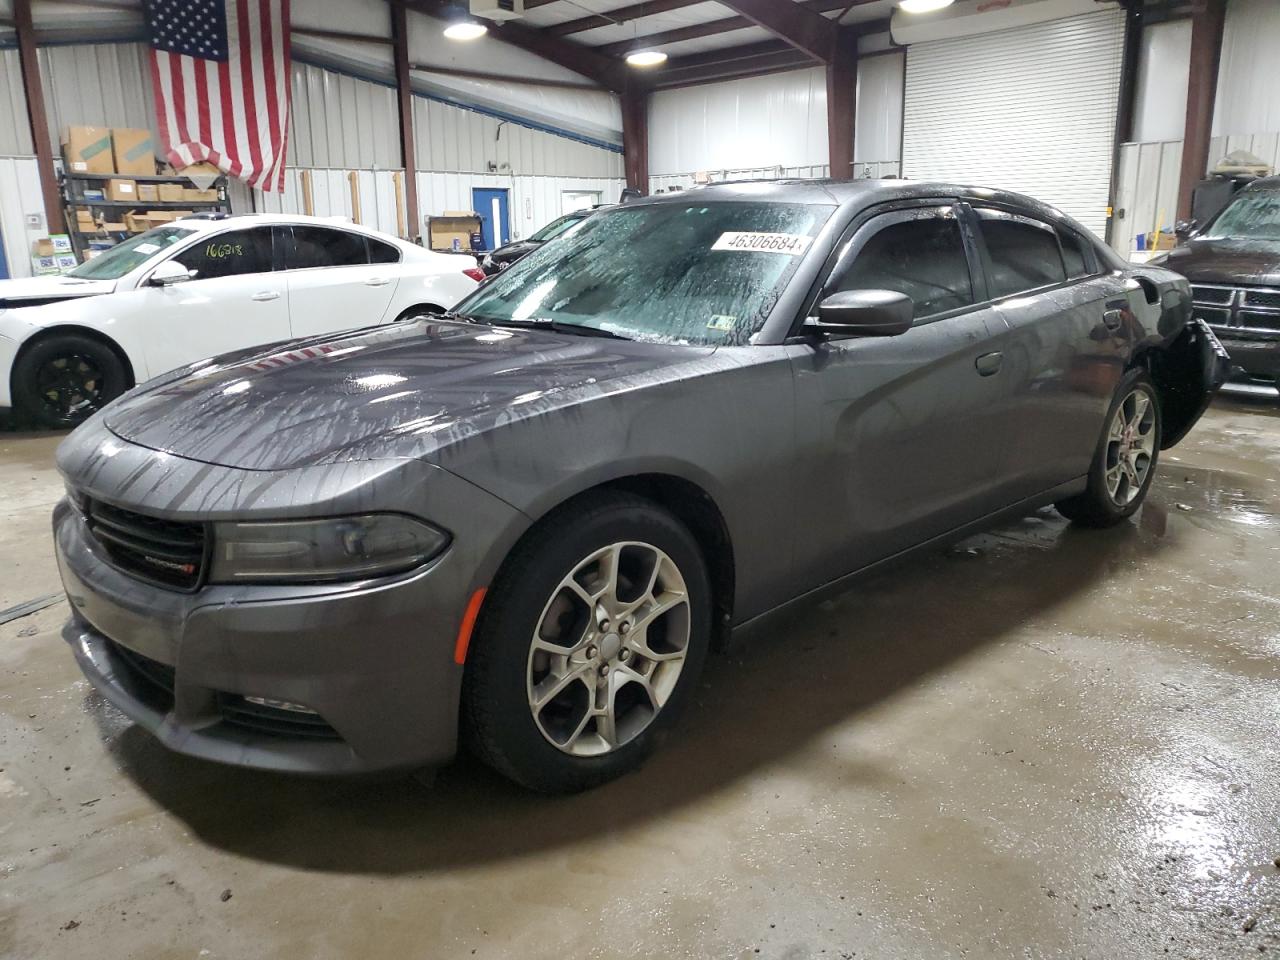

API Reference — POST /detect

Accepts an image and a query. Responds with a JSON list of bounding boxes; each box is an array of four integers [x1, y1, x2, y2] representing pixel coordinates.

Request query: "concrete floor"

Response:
[[2, 401, 1279, 960]]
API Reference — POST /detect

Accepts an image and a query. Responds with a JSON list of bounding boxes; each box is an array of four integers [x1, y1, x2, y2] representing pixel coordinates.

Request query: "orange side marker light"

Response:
[[453, 588, 488, 665]]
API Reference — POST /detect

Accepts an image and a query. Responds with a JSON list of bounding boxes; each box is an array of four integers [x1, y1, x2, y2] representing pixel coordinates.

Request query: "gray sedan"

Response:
[[52, 180, 1227, 792]]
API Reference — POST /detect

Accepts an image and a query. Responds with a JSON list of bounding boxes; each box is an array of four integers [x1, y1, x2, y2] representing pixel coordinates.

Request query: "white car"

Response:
[[0, 213, 483, 427]]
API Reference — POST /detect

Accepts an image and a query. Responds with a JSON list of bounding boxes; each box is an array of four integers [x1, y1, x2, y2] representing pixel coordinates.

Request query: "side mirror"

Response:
[[806, 289, 914, 338], [149, 260, 192, 286], [1174, 218, 1198, 242]]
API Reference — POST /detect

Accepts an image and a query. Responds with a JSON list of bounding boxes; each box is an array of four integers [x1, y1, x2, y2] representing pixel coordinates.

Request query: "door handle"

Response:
[[975, 351, 1003, 376], [1102, 308, 1125, 330], [365, 277, 390, 287], [251, 291, 280, 302]]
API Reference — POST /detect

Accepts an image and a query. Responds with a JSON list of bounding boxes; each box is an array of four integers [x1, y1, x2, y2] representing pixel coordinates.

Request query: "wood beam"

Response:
[[392, 2, 421, 241], [1177, 0, 1226, 220], [13, 0, 63, 236], [713, 0, 837, 63], [401, 0, 626, 92], [622, 88, 649, 193], [596, 0, 864, 58], [826, 27, 856, 180], [550, 0, 703, 37]]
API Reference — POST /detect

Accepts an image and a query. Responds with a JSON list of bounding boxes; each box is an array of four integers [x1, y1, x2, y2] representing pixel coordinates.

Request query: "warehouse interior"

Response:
[[3, 0, 1280, 957]]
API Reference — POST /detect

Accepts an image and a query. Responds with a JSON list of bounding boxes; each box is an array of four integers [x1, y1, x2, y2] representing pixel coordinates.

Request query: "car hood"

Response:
[[101, 320, 717, 471], [1159, 237, 1280, 287], [0, 275, 115, 308]]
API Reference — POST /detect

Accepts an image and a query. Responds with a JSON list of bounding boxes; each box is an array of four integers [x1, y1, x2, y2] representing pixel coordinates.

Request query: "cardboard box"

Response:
[[111, 128, 156, 176], [54, 253, 78, 272], [136, 183, 159, 202], [183, 187, 218, 202], [31, 254, 61, 276], [124, 212, 151, 233], [106, 178, 137, 202], [62, 125, 114, 174], [75, 209, 98, 229], [102, 221, 128, 232], [33, 234, 73, 256], [158, 183, 185, 202], [427, 214, 482, 252], [177, 161, 220, 181]]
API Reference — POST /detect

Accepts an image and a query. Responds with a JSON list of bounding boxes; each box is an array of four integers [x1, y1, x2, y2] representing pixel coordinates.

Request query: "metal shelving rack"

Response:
[[60, 171, 231, 261]]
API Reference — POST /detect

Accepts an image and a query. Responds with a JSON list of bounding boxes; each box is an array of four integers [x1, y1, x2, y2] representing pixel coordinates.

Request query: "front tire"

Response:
[[1056, 369, 1162, 527], [13, 334, 128, 429], [462, 491, 712, 793]]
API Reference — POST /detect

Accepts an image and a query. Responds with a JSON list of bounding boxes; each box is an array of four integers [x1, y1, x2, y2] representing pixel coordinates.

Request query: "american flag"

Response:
[[144, 0, 291, 192]]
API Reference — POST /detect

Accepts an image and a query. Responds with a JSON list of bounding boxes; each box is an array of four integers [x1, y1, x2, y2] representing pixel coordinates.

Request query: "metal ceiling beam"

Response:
[[595, 0, 868, 58], [713, 0, 838, 63], [827, 26, 857, 179], [401, 0, 628, 92], [549, 0, 705, 37]]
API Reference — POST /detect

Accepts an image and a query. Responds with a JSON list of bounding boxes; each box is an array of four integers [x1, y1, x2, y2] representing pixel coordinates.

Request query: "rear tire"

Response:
[[1056, 369, 1162, 527], [462, 491, 712, 793], [13, 334, 128, 430]]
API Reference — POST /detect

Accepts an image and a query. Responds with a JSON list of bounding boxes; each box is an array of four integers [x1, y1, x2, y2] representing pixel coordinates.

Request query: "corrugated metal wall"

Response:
[[38, 42, 158, 146], [290, 62, 400, 170], [413, 96, 623, 179], [0, 49, 34, 156], [1113, 140, 1183, 257], [417, 173, 625, 240]]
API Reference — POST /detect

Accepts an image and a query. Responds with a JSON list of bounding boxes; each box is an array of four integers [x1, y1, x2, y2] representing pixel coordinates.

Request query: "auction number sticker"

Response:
[[135, 243, 160, 254], [712, 232, 812, 255]]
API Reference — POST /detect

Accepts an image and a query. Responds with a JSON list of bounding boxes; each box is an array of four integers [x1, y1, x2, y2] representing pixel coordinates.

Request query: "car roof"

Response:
[[170, 212, 411, 243], [630, 178, 1085, 232]]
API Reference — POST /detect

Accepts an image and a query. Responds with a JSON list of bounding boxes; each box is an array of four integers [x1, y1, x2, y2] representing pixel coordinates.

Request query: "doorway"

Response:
[[472, 187, 511, 251]]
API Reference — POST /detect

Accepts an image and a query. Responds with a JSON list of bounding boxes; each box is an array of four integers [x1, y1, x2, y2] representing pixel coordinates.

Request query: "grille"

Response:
[[85, 499, 207, 590], [1237, 310, 1280, 333], [1193, 306, 1232, 326], [1243, 289, 1280, 308], [1191, 284, 1233, 305], [217, 696, 341, 739], [107, 639, 177, 713]]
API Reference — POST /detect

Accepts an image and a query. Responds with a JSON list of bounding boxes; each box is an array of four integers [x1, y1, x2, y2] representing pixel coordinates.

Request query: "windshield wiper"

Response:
[[495, 319, 633, 340]]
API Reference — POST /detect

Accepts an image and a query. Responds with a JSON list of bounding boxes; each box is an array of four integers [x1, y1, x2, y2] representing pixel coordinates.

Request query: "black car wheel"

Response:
[[13, 335, 128, 429], [462, 491, 712, 793], [1056, 368, 1162, 527]]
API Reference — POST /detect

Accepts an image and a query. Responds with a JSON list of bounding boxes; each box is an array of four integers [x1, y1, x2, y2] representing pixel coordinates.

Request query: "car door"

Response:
[[140, 225, 290, 375], [281, 225, 401, 337], [788, 202, 1012, 586], [966, 205, 1133, 501]]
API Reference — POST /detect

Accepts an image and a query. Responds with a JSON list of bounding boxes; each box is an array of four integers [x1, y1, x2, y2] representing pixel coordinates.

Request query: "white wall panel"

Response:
[[903, 9, 1124, 237], [649, 67, 828, 176], [649, 164, 830, 195], [1213, 0, 1280, 137], [0, 156, 48, 279], [0, 49, 34, 156], [412, 95, 623, 179], [38, 42, 159, 146], [237, 168, 406, 237], [1132, 19, 1190, 144], [854, 52, 903, 179], [289, 63, 400, 170], [416, 173, 624, 241]]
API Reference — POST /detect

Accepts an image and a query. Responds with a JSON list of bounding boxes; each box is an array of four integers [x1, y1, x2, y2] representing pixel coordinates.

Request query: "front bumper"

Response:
[[1217, 333, 1280, 380], [52, 427, 530, 775]]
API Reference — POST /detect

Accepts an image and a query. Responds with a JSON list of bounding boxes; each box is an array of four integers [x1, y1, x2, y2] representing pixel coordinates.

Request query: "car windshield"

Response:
[[528, 213, 588, 243], [66, 225, 198, 280], [457, 200, 834, 345], [1202, 190, 1280, 241]]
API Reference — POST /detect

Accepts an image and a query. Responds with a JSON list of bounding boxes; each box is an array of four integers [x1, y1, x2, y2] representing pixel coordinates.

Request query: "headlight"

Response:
[[208, 514, 449, 584]]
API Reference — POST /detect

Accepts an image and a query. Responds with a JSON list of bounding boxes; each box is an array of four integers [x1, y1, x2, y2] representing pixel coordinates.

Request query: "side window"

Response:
[[1059, 229, 1090, 278], [368, 237, 401, 265], [975, 208, 1066, 298], [174, 228, 273, 281], [832, 210, 974, 320], [285, 226, 370, 269]]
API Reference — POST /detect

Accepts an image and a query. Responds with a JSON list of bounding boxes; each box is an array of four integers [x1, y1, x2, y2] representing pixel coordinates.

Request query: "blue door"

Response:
[[472, 187, 510, 251]]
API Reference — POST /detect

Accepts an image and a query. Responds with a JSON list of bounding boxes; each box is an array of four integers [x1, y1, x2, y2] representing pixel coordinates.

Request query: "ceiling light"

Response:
[[898, 0, 954, 12], [443, 21, 488, 41], [625, 49, 668, 67]]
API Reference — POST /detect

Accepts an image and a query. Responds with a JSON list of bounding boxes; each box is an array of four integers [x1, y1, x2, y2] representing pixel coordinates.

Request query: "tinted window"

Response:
[[174, 228, 273, 281], [529, 213, 587, 242], [976, 209, 1066, 298], [834, 211, 974, 319], [287, 226, 369, 269], [458, 201, 834, 346], [368, 237, 401, 264], [1060, 229, 1089, 278]]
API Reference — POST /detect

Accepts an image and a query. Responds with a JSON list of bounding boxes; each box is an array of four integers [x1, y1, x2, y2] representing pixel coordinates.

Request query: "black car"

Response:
[[480, 207, 610, 275], [1155, 176, 1280, 397]]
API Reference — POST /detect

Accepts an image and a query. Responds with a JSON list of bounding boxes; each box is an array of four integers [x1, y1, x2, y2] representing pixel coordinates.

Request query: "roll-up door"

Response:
[[902, 9, 1125, 238]]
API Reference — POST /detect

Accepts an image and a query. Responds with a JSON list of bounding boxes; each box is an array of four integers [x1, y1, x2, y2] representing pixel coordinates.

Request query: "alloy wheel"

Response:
[[1104, 388, 1157, 506], [35, 353, 105, 424], [526, 541, 691, 756]]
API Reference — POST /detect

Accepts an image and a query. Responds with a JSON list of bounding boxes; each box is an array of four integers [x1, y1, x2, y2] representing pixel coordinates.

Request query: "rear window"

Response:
[[975, 208, 1066, 298], [1060, 230, 1090, 278], [286, 226, 369, 269]]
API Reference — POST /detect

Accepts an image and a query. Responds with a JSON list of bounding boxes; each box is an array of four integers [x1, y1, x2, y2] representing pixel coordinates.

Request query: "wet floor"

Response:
[[1, 401, 1279, 960]]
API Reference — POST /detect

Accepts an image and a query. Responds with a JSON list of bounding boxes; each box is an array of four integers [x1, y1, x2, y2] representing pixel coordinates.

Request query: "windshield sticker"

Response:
[[707, 315, 737, 331], [712, 232, 812, 255], [134, 242, 160, 254]]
